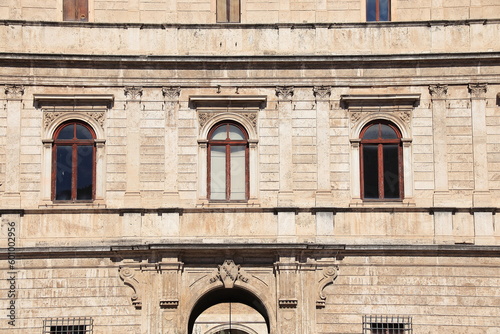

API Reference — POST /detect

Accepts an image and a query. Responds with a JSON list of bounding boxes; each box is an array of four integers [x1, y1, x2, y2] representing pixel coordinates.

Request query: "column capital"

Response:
[[468, 83, 487, 98], [276, 86, 294, 101], [429, 84, 448, 99], [313, 86, 331, 100], [162, 86, 181, 100], [5, 85, 24, 100], [124, 86, 143, 101]]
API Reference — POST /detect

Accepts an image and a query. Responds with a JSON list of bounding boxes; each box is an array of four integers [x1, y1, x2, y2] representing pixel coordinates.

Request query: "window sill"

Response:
[[197, 199, 260, 208], [349, 198, 415, 208], [39, 199, 106, 209]]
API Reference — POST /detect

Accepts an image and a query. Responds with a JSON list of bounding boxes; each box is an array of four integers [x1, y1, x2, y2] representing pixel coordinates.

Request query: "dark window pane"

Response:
[[363, 124, 379, 139], [210, 146, 226, 200], [380, 124, 398, 139], [76, 124, 92, 139], [77, 145, 93, 200], [379, 0, 390, 21], [363, 145, 379, 198], [56, 146, 73, 200], [57, 124, 74, 140], [383, 144, 400, 198], [367, 0, 377, 21]]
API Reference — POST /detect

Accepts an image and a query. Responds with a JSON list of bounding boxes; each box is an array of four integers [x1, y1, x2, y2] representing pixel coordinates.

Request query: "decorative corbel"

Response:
[[119, 267, 142, 309], [316, 266, 339, 309]]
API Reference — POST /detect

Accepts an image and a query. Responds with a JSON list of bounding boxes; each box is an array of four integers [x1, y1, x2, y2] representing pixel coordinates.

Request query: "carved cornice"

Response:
[[468, 83, 487, 98], [276, 86, 294, 101], [124, 86, 143, 100], [429, 84, 448, 99], [313, 86, 331, 100], [119, 267, 142, 309], [209, 260, 249, 288], [162, 87, 181, 100], [5, 85, 24, 99], [316, 266, 339, 309]]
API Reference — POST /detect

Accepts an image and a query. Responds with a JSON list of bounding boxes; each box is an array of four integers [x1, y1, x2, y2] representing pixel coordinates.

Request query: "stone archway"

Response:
[[188, 287, 270, 334]]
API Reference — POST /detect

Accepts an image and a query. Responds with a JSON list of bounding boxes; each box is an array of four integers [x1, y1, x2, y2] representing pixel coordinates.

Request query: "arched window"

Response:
[[208, 122, 249, 201], [360, 121, 403, 200], [52, 121, 96, 201]]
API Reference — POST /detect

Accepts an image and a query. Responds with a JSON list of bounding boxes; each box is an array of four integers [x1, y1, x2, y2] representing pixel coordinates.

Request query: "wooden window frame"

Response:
[[52, 121, 96, 202], [207, 122, 249, 202], [216, 0, 241, 23], [366, 0, 391, 22], [360, 121, 403, 200], [63, 0, 89, 22]]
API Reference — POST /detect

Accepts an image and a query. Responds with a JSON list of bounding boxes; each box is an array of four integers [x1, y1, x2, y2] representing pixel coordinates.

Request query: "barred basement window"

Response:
[[43, 317, 93, 334], [363, 315, 412, 334]]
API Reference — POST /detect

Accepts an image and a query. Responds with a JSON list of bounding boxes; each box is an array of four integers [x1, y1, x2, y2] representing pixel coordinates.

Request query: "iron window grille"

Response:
[[43, 317, 93, 334], [363, 315, 412, 334]]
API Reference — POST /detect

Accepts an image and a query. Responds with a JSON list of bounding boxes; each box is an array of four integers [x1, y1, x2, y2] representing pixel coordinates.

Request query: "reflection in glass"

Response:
[[363, 145, 379, 198], [56, 146, 73, 200], [210, 146, 226, 200], [230, 146, 245, 200]]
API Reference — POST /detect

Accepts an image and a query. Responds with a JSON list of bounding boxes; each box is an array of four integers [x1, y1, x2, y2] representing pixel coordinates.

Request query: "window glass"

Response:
[[380, 124, 398, 139], [211, 126, 227, 140], [363, 145, 379, 199], [210, 146, 226, 200], [228, 125, 245, 140], [56, 146, 73, 201], [77, 145, 94, 200], [363, 124, 379, 140], [76, 124, 93, 139], [230, 146, 246, 200], [367, 0, 377, 21], [383, 144, 400, 198], [57, 124, 74, 139]]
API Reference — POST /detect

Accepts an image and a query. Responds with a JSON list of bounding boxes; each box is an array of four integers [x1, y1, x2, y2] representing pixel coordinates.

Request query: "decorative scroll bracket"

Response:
[[316, 266, 339, 309]]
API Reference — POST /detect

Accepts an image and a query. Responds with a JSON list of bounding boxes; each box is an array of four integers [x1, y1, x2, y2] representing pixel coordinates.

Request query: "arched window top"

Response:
[[360, 121, 401, 141], [208, 122, 248, 142], [53, 121, 96, 141]]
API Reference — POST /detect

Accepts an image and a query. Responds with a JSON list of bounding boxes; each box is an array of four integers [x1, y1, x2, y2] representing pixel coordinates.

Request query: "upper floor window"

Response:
[[360, 121, 403, 200], [52, 121, 96, 201], [208, 122, 248, 201], [367, 0, 390, 21], [217, 0, 241, 23], [63, 0, 88, 21]]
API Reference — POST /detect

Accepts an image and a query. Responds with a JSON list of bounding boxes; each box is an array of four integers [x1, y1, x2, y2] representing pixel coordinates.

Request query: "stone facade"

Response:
[[1, 1, 500, 334]]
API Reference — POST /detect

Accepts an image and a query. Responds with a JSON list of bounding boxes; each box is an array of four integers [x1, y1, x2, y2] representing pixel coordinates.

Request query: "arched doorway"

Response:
[[188, 288, 270, 334]]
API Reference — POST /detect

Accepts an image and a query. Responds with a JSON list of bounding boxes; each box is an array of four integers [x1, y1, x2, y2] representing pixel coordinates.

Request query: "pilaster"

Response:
[[124, 86, 143, 207], [275, 258, 300, 334], [3, 85, 24, 208], [468, 83, 491, 207], [429, 85, 450, 206], [276, 86, 294, 206], [162, 87, 181, 206]]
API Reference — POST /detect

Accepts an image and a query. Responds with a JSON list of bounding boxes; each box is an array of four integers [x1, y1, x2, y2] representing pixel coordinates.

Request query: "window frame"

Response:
[[51, 120, 97, 202], [360, 120, 403, 201], [216, 0, 241, 23], [207, 121, 249, 202], [43, 317, 93, 334], [363, 315, 412, 334], [366, 0, 391, 22], [63, 0, 89, 22]]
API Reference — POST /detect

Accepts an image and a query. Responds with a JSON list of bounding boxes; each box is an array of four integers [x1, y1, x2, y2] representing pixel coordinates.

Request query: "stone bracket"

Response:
[[316, 266, 339, 309], [119, 267, 142, 309]]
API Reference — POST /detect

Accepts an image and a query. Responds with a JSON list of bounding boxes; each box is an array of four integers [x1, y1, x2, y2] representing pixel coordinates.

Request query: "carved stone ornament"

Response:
[[44, 111, 105, 129], [313, 86, 332, 99], [278, 299, 298, 308], [398, 111, 411, 124], [468, 83, 487, 98], [198, 112, 257, 131], [119, 267, 142, 309], [349, 112, 362, 125], [276, 86, 294, 101], [5, 85, 24, 99], [429, 84, 448, 99], [316, 266, 339, 309], [209, 260, 249, 288], [124, 86, 143, 100], [160, 299, 179, 309], [162, 87, 181, 100]]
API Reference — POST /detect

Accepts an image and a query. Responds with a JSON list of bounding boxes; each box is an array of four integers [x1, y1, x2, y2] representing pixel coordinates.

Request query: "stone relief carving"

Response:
[[468, 83, 487, 98], [278, 299, 298, 308], [209, 260, 249, 288], [313, 86, 332, 99], [5, 85, 24, 99], [119, 267, 142, 309], [198, 112, 257, 131], [276, 86, 294, 100], [43, 111, 105, 128], [124, 86, 143, 100], [316, 266, 339, 309], [429, 84, 448, 99]]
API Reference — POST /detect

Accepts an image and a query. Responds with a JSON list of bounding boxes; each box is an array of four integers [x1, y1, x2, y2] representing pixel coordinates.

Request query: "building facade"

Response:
[[1, 1, 500, 333]]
